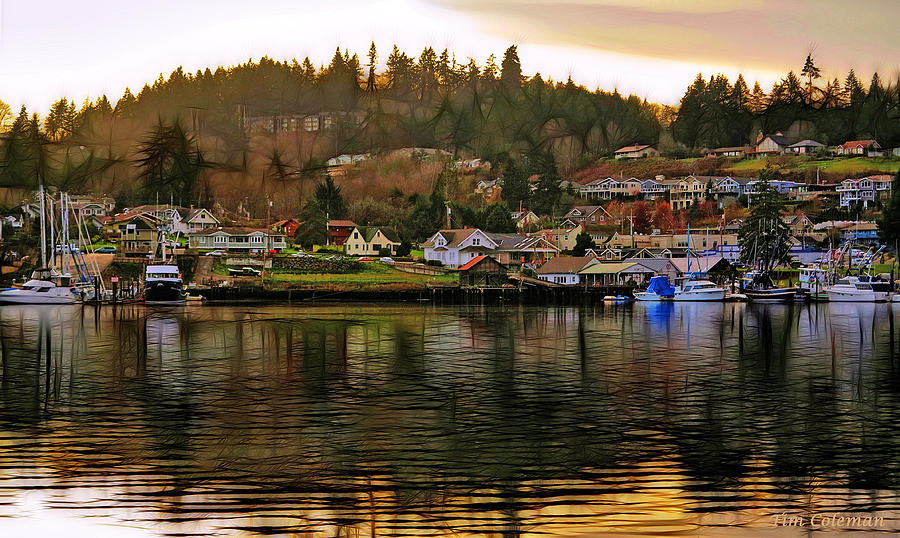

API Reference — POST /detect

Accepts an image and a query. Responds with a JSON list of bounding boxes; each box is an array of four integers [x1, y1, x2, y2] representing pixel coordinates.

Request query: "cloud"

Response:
[[428, 0, 900, 75]]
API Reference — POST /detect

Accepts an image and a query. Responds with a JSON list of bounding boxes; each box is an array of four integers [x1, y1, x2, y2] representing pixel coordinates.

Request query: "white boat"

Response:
[[635, 276, 675, 301], [0, 270, 78, 304], [825, 275, 892, 302], [673, 280, 726, 301], [144, 265, 186, 304]]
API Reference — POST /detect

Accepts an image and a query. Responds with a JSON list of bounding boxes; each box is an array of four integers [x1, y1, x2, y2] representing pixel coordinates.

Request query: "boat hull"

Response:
[[672, 290, 726, 301], [745, 288, 800, 304], [826, 289, 891, 302], [0, 294, 76, 304], [634, 292, 673, 302], [143, 281, 186, 304]]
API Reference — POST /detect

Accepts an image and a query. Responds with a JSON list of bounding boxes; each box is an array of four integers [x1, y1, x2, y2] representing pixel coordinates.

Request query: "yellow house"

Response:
[[345, 226, 402, 256]]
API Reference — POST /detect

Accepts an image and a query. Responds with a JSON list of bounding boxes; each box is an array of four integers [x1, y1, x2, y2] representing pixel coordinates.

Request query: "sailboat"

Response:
[[0, 188, 80, 304], [672, 224, 726, 301]]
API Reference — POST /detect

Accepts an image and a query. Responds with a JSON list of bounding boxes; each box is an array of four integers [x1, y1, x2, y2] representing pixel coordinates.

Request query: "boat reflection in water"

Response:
[[0, 303, 899, 536]]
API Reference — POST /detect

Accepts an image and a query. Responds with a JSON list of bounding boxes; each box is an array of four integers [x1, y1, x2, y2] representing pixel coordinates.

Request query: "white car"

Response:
[[205, 250, 226, 256], [379, 257, 394, 263], [290, 252, 314, 257]]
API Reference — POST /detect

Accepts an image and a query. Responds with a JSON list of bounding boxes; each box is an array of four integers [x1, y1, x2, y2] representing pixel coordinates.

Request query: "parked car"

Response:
[[290, 251, 314, 258], [228, 266, 261, 277], [357, 257, 374, 262], [379, 257, 394, 263], [54, 244, 80, 253], [94, 246, 116, 254], [205, 250, 226, 256]]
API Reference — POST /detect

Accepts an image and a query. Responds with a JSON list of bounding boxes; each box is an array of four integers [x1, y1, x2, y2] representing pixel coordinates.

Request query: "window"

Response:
[[472, 237, 480, 246], [353, 232, 359, 239], [214, 236, 227, 244], [304, 116, 319, 131], [250, 235, 264, 243]]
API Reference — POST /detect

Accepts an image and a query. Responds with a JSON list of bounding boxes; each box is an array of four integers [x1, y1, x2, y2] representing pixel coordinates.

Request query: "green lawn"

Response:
[[726, 156, 899, 174], [265, 262, 457, 289]]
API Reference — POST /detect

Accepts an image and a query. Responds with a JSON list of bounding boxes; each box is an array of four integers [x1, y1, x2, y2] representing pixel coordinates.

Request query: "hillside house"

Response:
[[614, 145, 659, 159], [669, 176, 706, 210], [536, 256, 600, 285], [184, 208, 220, 233], [326, 220, 358, 246], [787, 139, 825, 154], [835, 139, 882, 156], [563, 205, 613, 225], [271, 218, 300, 236]]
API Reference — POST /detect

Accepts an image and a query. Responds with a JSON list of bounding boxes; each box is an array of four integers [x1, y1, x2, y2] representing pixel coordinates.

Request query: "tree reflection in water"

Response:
[[0, 303, 898, 535]]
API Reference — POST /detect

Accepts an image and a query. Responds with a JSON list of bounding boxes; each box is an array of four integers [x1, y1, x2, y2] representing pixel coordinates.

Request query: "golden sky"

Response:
[[0, 0, 896, 113]]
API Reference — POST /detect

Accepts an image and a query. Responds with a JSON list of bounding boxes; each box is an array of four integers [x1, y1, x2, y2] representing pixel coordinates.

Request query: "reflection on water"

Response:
[[0, 302, 900, 535]]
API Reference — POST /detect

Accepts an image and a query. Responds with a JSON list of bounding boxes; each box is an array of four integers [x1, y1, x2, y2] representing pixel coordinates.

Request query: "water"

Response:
[[0, 302, 899, 536]]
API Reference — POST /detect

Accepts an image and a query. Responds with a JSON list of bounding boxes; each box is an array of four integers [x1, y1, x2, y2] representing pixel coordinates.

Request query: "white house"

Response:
[[836, 176, 892, 207], [183, 208, 220, 233], [640, 177, 669, 200], [579, 177, 618, 199], [423, 228, 500, 268], [535, 256, 600, 285], [188, 227, 286, 252]]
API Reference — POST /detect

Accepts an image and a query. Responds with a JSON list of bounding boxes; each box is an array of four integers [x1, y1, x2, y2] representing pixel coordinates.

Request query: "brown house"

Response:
[[327, 219, 358, 246], [458, 255, 507, 288]]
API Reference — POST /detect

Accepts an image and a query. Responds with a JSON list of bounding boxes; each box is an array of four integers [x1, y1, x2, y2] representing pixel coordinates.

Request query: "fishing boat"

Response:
[[825, 274, 892, 302], [798, 266, 832, 301], [143, 265, 186, 304], [742, 271, 799, 304], [673, 279, 726, 301], [635, 275, 675, 301]]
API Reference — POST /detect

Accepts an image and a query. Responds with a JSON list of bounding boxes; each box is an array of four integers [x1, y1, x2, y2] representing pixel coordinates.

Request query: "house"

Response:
[[563, 205, 613, 225], [326, 153, 368, 167], [536, 256, 599, 285], [669, 176, 706, 210], [271, 218, 300, 237], [126, 205, 189, 234], [835, 139, 882, 156], [836, 176, 892, 207], [782, 214, 814, 236], [114, 214, 161, 259], [708, 146, 749, 158], [487, 233, 559, 267], [787, 139, 825, 154], [326, 220, 358, 246], [752, 132, 793, 156], [745, 180, 807, 203], [710, 176, 752, 207], [184, 207, 220, 233], [475, 179, 502, 200], [613, 177, 643, 197], [423, 228, 499, 268], [510, 210, 540, 231], [187, 227, 286, 252], [458, 255, 507, 288], [243, 110, 367, 134], [534, 223, 583, 252], [578, 177, 618, 199], [614, 145, 660, 159], [579, 261, 656, 286], [640, 177, 670, 200], [345, 226, 402, 256]]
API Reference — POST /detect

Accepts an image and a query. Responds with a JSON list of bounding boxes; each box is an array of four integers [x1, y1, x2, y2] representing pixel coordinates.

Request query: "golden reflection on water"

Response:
[[0, 303, 899, 535]]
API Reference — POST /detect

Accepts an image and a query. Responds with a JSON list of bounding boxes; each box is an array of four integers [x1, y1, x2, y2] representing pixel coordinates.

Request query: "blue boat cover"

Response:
[[646, 276, 675, 297]]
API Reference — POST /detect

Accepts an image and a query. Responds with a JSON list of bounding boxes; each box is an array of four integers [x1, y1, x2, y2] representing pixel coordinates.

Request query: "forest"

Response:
[[0, 45, 896, 222]]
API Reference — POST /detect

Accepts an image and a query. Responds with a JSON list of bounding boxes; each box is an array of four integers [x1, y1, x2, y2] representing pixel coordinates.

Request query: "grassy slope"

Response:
[[726, 157, 899, 175], [265, 262, 457, 291]]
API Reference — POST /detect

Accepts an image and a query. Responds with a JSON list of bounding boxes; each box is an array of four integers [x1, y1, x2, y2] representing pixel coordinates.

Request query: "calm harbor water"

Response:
[[0, 302, 899, 536]]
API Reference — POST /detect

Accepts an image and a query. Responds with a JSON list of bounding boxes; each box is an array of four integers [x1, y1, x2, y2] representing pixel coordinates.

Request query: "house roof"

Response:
[[185, 208, 218, 222], [536, 256, 597, 275], [327, 219, 357, 228], [458, 255, 505, 272], [762, 135, 791, 147], [423, 228, 481, 248], [839, 139, 879, 149], [579, 262, 639, 274], [670, 255, 728, 273], [711, 146, 748, 153], [788, 139, 825, 148], [355, 226, 401, 243], [615, 144, 654, 153], [488, 233, 559, 252], [565, 205, 612, 219]]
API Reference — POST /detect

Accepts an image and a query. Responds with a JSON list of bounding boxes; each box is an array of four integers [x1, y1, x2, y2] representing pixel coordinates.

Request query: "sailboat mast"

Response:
[[38, 186, 47, 268], [48, 195, 56, 270]]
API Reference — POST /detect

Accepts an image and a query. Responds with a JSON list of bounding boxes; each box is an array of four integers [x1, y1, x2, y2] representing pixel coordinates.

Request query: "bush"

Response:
[[426, 259, 443, 267]]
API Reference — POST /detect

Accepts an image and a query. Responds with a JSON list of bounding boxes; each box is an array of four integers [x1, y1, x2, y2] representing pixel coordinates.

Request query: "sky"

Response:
[[0, 0, 897, 114]]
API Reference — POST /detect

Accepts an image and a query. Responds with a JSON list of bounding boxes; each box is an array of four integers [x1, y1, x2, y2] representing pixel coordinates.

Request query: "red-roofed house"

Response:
[[614, 145, 659, 159], [272, 218, 300, 236], [835, 139, 882, 156], [326, 219, 358, 246], [458, 255, 507, 287]]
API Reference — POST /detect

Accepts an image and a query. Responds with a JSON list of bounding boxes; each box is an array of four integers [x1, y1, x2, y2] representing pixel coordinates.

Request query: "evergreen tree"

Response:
[[500, 45, 522, 91], [499, 160, 531, 210], [572, 231, 593, 256], [738, 176, 791, 273]]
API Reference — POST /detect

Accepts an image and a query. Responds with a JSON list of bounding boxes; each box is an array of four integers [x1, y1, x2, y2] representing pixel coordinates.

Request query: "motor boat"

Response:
[[825, 274, 892, 302], [0, 268, 79, 304], [635, 276, 675, 301], [143, 265, 186, 304], [672, 279, 726, 301]]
